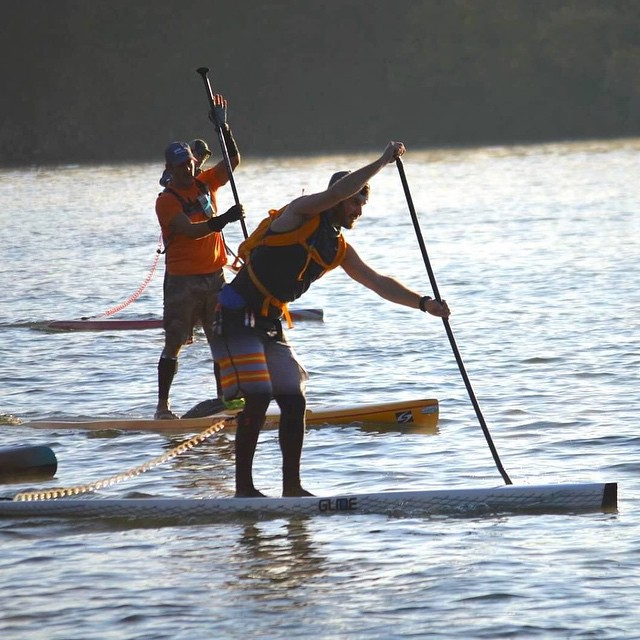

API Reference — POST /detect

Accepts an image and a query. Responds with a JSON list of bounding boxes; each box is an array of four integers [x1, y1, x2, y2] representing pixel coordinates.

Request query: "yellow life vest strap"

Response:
[[246, 263, 294, 329], [240, 212, 348, 329]]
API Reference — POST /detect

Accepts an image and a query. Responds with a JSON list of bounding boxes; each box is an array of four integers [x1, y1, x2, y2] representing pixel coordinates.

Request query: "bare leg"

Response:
[[180, 341, 226, 419], [235, 393, 271, 497], [275, 394, 314, 497], [155, 356, 179, 419], [213, 361, 223, 399], [205, 332, 224, 402]]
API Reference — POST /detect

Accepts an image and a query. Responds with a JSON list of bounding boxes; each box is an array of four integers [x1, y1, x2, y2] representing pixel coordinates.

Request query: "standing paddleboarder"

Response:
[[154, 94, 244, 420], [213, 141, 450, 497]]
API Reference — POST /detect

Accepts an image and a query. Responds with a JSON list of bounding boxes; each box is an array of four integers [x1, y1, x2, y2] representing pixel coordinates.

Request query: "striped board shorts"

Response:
[[212, 309, 308, 399]]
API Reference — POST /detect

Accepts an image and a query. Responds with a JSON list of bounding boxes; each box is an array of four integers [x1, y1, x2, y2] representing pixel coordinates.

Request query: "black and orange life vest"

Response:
[[230, 208, 347, 323]]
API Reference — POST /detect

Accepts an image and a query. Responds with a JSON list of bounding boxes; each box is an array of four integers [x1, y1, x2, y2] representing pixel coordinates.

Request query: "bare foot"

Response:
[[235, 488, 267, 498], [154, 409, 179, 420], [282, 487, 315, 497]]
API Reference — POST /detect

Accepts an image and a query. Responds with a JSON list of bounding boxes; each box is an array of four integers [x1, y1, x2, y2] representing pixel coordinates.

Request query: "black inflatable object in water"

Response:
[[0, 445, 57, 482]]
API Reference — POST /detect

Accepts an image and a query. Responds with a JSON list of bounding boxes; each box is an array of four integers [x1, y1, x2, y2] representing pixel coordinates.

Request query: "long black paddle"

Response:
[[396, 157, 512, 485], [196, 67, 248, 240]]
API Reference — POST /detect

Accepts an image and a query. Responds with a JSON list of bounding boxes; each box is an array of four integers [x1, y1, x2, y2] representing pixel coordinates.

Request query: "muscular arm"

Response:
[[209, 94, 241, 182], [341, 245, 450, 318], [169, 213, 217, 238], [271, 141, 405, 233], [210, 154, 240, 188], [168, 200, 243, 238]]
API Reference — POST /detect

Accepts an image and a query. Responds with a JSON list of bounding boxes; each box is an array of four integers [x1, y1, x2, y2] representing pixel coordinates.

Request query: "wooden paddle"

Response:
[[395, 157, 512, 485]]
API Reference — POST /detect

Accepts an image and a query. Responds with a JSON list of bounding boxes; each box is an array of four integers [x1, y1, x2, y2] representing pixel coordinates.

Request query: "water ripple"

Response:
[[1, 140, 639, 638]]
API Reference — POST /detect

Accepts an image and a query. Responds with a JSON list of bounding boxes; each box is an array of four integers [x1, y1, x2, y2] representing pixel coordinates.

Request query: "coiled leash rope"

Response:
[[81, 234, 163, 320], [13, 418, 226, 501]]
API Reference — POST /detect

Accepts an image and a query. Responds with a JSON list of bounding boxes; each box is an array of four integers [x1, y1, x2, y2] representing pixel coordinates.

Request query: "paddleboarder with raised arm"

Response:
[[213, 141, 450, 497], [154, 94, 244, 420]]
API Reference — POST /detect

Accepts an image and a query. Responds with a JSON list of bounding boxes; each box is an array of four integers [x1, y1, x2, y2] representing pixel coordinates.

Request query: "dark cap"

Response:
[[190, 139, 212, 162], [328, 170, 351, 187], [164, 141, 196, 166], [328, 170, 369, 201]]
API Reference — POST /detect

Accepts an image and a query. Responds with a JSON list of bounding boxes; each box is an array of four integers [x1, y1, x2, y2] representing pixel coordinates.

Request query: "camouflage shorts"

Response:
[[163, 270, 225, 345]]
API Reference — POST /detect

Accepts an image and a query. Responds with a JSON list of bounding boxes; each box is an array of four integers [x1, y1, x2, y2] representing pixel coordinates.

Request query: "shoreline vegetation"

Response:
[[3, 1, 640, 168]]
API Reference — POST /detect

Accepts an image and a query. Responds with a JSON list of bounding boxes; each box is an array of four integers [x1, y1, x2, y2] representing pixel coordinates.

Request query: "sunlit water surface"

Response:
[[1, 139, 639, 639]]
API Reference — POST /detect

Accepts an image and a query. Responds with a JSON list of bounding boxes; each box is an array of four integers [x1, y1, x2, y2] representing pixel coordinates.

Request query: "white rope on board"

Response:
[[14, 418, 227, 502]]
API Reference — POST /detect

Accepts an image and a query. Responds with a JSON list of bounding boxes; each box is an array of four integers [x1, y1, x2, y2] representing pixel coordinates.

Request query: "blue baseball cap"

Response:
[[164, 141, 196, 166]]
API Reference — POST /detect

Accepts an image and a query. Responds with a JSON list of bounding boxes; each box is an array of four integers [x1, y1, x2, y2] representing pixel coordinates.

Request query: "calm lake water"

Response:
[[1, 138, 639, 639]]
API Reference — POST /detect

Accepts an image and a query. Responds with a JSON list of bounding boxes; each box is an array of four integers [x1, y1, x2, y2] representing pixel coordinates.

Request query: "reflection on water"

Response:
[[235, 519, 327, 594]]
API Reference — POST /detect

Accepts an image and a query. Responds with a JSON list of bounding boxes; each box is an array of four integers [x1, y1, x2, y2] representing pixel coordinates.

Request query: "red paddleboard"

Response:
[[33, 308, 324, 332]]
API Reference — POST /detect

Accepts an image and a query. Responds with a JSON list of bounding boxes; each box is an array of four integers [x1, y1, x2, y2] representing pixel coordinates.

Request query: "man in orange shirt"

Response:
[[154, 94, 244, 420]]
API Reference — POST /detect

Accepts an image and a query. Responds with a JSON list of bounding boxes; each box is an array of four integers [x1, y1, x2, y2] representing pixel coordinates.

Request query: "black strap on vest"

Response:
[[159, 180, 211, 254], [164, 181, 210, 217]]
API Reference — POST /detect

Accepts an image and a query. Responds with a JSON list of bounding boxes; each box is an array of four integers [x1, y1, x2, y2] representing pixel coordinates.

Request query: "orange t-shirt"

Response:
[[156, 165, 228, 275]]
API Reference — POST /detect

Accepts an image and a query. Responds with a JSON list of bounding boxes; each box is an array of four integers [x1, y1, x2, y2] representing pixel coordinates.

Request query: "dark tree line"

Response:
[[2, 0, 639, 167]]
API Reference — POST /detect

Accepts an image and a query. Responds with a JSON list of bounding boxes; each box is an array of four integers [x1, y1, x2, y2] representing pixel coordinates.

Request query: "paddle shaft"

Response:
[[196, 67, 248, 239], [395, 157, 512, 485]]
